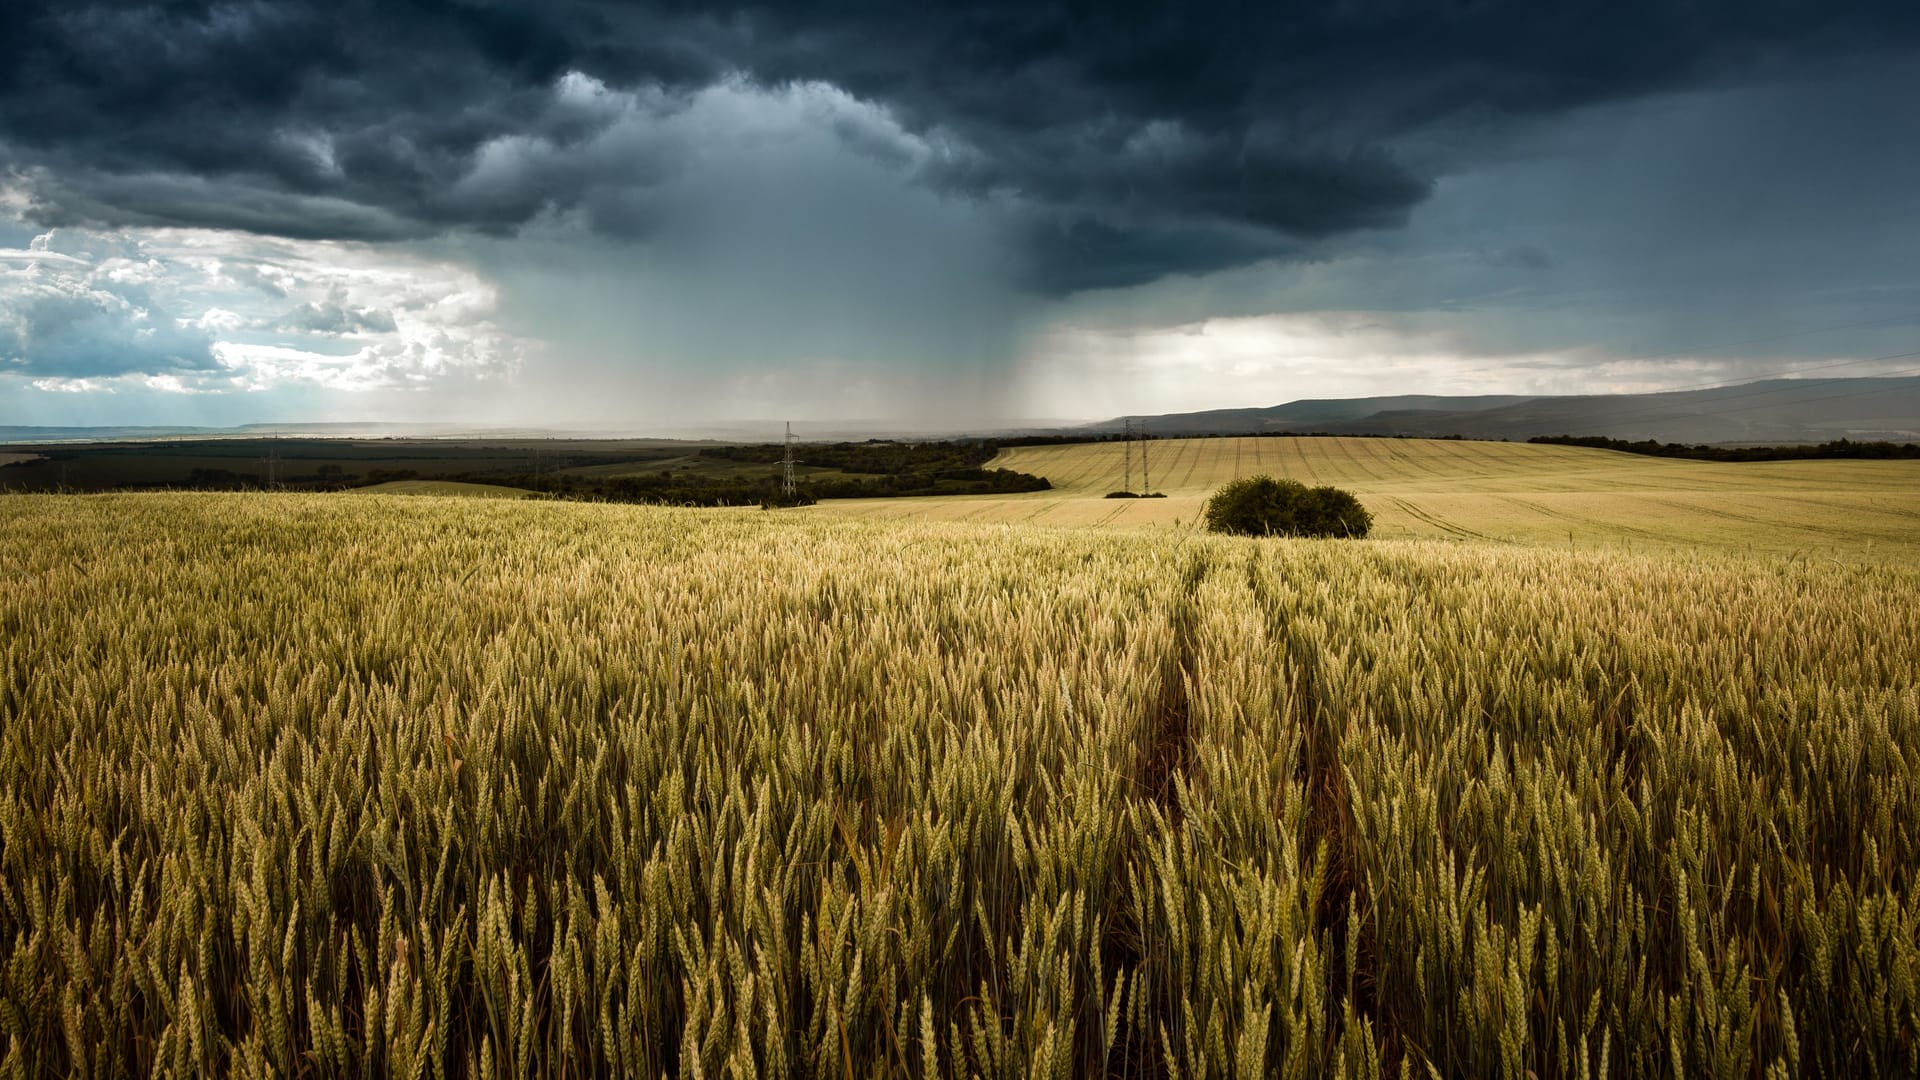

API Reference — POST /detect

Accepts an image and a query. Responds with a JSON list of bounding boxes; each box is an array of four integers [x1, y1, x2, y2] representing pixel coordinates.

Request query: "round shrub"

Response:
[[1202, 475, 1373, 538]]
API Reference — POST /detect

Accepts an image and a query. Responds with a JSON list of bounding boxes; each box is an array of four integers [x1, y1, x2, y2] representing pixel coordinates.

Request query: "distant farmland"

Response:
[[829, 435, 1920, 559]]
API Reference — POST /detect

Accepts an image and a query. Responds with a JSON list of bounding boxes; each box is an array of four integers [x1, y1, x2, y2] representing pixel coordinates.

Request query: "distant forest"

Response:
[[0, 437, 1052, 504], [491, 441, 1050, 508], [1530, 435, 1920, 462]]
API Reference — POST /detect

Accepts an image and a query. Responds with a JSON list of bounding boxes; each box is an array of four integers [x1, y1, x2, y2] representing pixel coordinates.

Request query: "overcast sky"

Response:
[[3, 0, 1917, 430]]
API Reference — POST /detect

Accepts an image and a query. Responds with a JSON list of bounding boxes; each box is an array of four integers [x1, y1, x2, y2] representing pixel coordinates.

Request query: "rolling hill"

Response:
[[1094, 375, 1920, 444]]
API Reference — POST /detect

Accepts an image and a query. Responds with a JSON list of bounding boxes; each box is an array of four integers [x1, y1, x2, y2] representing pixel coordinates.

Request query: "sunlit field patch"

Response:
[[828, 437, 1920, 562]]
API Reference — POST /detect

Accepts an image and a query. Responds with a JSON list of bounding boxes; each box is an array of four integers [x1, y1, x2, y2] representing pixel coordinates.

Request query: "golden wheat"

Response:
[[0, 492, 1913, 1077]]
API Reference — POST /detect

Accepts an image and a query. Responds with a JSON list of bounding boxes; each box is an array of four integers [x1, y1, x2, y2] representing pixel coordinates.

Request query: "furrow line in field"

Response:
[[1626, 493, 1875, 538], [1333, 437, 1386, 485], [1502, 496, 1670, 543], [1178, 438, 1205, 490], [1246, 557, 1385, 1064], [1763, 491, 1920, 523], [1139, 553, 1203, 820], [1389, 497, 1492, 541]]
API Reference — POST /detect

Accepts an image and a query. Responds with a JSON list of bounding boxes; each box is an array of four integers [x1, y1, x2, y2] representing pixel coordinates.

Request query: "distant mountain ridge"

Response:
[[0, 422, 469, 444], [1093, 376, 1920, 444], [9, 377, 1917, 448]]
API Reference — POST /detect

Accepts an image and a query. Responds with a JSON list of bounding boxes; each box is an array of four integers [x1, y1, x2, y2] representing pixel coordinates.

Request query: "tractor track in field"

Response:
[[1389, 497, 1495, 542], [1625, 493, 1864, 538], [1760, 491, 1920, 524], [1243, 558, 1385, 1064], [1104, 551, 1208, 1076], [1375, 442, 1455, 484], [1333, 437, 1388, 485], [1138, 555, 1202, 820], [1503, 495, 1669, 543]]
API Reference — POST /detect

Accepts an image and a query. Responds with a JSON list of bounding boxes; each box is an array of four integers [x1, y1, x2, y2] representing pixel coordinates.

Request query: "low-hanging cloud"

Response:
[[6, 0, 1916, 293]]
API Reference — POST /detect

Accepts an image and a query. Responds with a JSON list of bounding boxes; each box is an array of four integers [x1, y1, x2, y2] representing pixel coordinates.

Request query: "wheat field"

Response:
[[1, 491, 1914, 1076], [827, 437, 1920, 561]]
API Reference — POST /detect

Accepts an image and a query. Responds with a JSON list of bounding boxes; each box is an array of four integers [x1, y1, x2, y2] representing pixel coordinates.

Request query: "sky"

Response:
[[2, 1, 1917, 431]]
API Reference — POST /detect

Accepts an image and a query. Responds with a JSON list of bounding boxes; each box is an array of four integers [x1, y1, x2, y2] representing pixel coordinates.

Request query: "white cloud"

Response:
[[0, 222, 525, 405], [191, 307, 247, 332], [0, 247, 88, 266], [0, 246, 217, 380], [142, 373, 205, 394], [30, 376, 113, 393]]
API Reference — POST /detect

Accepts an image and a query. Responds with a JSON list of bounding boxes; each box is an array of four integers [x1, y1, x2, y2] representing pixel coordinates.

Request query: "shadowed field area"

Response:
[[350, 479, 535, 498], [826, 436, 1920, 560]]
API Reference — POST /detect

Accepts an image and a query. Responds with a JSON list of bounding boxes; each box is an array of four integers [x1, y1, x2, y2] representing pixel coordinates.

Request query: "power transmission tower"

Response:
[[260, 440, 279, 489], [1122, 417, 1133, 494], [782, 421, 797, 498], [1139, 419, 1150, 495]]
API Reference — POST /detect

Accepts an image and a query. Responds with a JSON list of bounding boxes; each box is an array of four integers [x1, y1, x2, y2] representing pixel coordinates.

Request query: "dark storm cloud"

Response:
[[1, 1, 718, 238], [1018, 217, 1291, 296], [3, 0, 1916, 291]]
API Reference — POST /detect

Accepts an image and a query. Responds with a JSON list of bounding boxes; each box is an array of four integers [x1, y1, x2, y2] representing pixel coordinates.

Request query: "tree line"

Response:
[[1530, 435, 1920, 461]]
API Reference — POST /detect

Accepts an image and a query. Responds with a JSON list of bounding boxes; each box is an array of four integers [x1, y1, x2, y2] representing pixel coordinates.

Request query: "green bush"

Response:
[[1202, 475, 1373, 538]]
